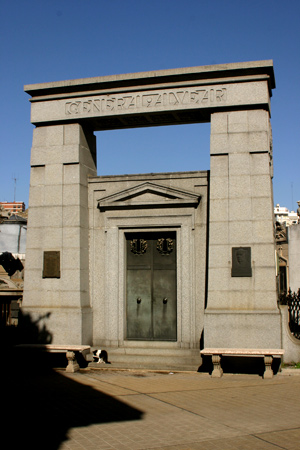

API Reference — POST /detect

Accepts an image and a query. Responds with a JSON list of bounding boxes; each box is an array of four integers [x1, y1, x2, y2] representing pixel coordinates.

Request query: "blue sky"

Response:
[[1, 0, 299, 211]]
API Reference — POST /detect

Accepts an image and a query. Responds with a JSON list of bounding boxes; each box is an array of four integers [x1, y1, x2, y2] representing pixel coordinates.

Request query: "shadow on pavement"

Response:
[[0, 340, 143, 450], [199, 354, 281, 376], [2, 350, 143, 450], [0, 310, 143, 449]]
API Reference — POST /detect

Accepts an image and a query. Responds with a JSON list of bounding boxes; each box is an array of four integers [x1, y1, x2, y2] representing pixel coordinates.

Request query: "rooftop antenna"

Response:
[[291, 181, 294, 211], [12, 174, 18, 202]]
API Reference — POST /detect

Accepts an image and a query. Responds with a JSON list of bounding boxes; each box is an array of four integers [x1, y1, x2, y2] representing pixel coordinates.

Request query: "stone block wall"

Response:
[[23, 124, 96, 344], [205, 109, 281, 348]]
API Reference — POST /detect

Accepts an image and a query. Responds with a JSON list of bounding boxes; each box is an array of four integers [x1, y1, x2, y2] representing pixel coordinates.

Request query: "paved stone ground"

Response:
[[4, 362, 300, 450]]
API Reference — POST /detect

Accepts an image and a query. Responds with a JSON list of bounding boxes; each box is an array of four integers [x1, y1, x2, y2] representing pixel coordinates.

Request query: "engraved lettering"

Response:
[[65, 101, 81, 115], [190, 91, 200, 104], [122, 95, 136, 109], [117, 97, 126, 109], [93, 99, 101, 112], [64, 86, 228, 117], [127, 95, 136, 109], [83, 100, 92, 113], [106, 98, 115, 110], [216, 88, 227, 102], [142, 94, 154, 107], [154, 94, 162, 106], [177, 91, 189, 104], [169, 92, 180, 105], [65, 102, 71, 114], [196, 90, 206, 103], [201, 90, 209, 103]]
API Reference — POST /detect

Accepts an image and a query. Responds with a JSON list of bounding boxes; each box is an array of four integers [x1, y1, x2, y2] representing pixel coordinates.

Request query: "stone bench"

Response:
[[200, 348, 284, 379], [16, 344, 91, 372]]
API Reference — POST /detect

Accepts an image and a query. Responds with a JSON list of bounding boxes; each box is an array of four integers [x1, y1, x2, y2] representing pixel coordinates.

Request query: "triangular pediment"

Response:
[[97, 182, 200, 211]]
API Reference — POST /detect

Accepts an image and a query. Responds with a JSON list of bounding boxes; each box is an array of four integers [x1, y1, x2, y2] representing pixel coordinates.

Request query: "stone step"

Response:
[[88, 362, 199, 372], [87, 347, 201, 372]]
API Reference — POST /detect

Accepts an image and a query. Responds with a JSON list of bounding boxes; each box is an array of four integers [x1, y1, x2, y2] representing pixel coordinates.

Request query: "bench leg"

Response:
[[211, 355, 223, 378], [66, 351, 80, 373], [263, 355, 274, 379]]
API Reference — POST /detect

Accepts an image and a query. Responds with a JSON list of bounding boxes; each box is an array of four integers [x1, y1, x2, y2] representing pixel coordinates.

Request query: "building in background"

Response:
[[0, 201, 26, 214], [274, 203, 299, 227], [0, 205, 27, 327], [275, 202, 300, 294]]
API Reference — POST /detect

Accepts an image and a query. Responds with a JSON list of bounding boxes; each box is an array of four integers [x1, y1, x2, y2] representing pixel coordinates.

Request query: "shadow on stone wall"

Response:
[[0, 309, 52, 349], [1, 312, 143, 450]]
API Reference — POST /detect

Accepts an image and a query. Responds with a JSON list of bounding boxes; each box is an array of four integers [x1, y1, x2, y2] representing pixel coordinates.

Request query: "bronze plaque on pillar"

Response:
[[43, 251, 60, 278], [231, 247, 252, 277]]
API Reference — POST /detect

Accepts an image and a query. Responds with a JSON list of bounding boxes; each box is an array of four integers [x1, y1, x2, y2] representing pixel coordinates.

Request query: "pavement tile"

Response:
[[59, 369, 300, 450], [256, 428, 300, 450], [4, 364, 300, 450]]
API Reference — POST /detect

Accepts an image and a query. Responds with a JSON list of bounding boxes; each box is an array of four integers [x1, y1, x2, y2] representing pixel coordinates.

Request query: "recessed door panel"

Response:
[[127, 269, 152, 339], [153, 269, 177, 340], [126, 232, 177, 341]]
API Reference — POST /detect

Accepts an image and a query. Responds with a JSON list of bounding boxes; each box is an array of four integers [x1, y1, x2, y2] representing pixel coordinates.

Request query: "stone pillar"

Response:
[[23, 124, 97, 344], [205, 110, 281, 348]]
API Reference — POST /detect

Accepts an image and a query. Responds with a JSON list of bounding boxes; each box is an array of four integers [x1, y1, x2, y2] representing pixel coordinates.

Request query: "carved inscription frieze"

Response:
[[65, 86, 227, 117], [29, 79, 270, 125]]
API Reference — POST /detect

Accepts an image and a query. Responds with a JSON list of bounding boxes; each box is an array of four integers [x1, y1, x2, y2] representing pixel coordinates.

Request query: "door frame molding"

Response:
[[90, 173, 208, 350], [103, 212, 197, 348]]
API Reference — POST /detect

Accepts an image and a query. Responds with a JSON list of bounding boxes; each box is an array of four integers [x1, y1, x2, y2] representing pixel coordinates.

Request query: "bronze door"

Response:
[[126, 232, 177, 340]]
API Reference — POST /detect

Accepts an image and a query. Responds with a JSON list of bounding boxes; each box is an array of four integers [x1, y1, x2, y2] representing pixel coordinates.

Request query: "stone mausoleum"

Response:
[[22, 61, 281, 368]]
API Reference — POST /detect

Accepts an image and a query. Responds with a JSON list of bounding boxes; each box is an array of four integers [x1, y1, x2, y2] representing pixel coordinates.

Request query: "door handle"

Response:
[[163, 297, 168, 304], [137, 297, 142, 304]]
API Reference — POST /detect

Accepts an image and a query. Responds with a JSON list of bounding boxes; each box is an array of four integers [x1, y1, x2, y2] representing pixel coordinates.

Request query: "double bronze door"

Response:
[[126, 232, 177, 341]]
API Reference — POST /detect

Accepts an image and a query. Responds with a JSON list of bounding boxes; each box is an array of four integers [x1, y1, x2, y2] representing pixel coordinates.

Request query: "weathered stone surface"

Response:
[[22, 61, 280, 357], [90, 172, 208, 349], [204, 311, 281, 348], [207, 107, 278, 348], [25, 61, 274, 129], [23, 123, 96, 344]]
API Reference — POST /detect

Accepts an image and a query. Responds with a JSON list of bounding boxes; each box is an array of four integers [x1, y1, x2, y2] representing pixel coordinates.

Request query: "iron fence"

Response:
[[279, 289, 300, 339]]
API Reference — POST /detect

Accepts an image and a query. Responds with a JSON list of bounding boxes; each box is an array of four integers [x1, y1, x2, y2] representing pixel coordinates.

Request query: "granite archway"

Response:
[[23, 61, 280, 367]]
